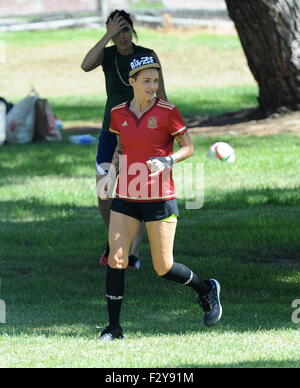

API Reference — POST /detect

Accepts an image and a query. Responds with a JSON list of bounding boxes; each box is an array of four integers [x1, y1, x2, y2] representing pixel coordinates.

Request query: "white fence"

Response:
[[0, 0, 231, 32]]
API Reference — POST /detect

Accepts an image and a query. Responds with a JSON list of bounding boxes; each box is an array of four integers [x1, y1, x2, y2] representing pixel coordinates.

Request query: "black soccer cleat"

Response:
[[198, 279, 222, 327], [99, 325, 124, 341]]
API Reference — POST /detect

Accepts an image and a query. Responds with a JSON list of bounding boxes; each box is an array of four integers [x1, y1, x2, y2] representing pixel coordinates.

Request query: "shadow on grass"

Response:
[[51, 94, 257, 124], [0, 138, 98, 183], [48, 85, 258, 122], [0, 193, 300, 341], [179, 360, 300, 368], [179, 186, 300, 210], [1, 130, 299, 340], [171, 91, 258, 117], [50, 98, 105, 123]]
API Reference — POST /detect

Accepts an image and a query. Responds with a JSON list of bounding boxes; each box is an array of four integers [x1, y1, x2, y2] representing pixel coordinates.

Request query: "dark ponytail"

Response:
[[106, 10, 138, 40]]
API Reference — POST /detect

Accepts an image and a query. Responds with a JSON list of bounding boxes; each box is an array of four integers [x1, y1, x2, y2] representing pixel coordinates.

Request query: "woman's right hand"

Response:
[[106, 14, 127, 39]]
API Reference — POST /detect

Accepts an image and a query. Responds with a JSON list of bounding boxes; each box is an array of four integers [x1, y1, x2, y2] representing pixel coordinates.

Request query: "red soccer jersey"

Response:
[[109, 98, 187, 202]]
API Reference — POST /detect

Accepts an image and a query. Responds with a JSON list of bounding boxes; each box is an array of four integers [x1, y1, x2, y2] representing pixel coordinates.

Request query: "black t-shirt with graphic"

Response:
[[101, 43, 153, 132]]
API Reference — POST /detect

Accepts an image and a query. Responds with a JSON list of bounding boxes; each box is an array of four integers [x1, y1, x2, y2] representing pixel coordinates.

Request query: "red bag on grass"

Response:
[[34, 98, 61, 142]]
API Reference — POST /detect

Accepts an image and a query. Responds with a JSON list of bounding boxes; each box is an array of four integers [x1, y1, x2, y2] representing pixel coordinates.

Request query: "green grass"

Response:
[[0, 29, 243, 50], [0, 27, 299, 368], [130, 0, 164, 10], [47, 85, 258, 124], [0, 27, 257, 125], [0, 134, 300, 368]]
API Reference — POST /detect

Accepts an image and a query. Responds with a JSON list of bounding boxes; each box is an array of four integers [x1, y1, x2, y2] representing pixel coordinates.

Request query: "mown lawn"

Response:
[[0, 27, 299, 368], [0, 27, 258, 125], [0, 133, 299, 368]]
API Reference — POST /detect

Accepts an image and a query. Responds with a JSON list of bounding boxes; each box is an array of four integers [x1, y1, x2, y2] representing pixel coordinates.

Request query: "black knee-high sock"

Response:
[[106, 266, 125, 328], [162, 262, 211, 296]]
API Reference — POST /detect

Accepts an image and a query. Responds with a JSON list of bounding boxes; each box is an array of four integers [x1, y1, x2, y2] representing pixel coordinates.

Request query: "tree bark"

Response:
[[225, 0, 300, 113]]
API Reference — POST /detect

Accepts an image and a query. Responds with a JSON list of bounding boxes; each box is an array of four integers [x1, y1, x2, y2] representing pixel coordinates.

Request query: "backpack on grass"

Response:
[[34, 98, 61, 142], [6, 91, 38, 144]]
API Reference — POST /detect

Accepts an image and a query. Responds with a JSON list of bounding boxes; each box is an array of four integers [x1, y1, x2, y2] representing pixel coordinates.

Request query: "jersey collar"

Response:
[[126, 97, 158, 125]]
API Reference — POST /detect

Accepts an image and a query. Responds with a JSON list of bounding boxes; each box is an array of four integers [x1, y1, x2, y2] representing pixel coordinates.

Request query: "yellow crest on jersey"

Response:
[[147, 117, 158, 129]]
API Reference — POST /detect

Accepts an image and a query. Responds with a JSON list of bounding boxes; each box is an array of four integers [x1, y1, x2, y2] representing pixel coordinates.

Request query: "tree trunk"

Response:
[[225, 0, 300, 113]]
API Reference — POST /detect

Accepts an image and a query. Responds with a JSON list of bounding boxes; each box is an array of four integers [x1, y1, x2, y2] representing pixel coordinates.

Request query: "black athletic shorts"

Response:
[[111, 198, 179, 222]]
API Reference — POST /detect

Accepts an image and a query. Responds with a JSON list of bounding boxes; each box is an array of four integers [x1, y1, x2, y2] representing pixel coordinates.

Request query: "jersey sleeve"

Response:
[[168, 107, 187, 137], [109, 111, 120, 135]]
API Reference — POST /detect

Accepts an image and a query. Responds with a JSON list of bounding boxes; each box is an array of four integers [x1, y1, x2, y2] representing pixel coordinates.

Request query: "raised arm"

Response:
[[81, 15, 127, 72]]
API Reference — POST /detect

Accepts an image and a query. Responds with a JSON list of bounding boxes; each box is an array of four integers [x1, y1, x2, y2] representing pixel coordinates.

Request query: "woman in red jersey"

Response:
[[99, 54, 222, 341], [82, 10, 167, 269]]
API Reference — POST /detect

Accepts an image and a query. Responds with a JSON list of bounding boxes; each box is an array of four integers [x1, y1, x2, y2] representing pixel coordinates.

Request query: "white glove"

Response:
[[146, 156, 174, 177]]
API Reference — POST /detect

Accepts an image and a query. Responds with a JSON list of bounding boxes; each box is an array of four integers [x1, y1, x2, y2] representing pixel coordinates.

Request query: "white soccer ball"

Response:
[[208, 142, 236, 163]]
